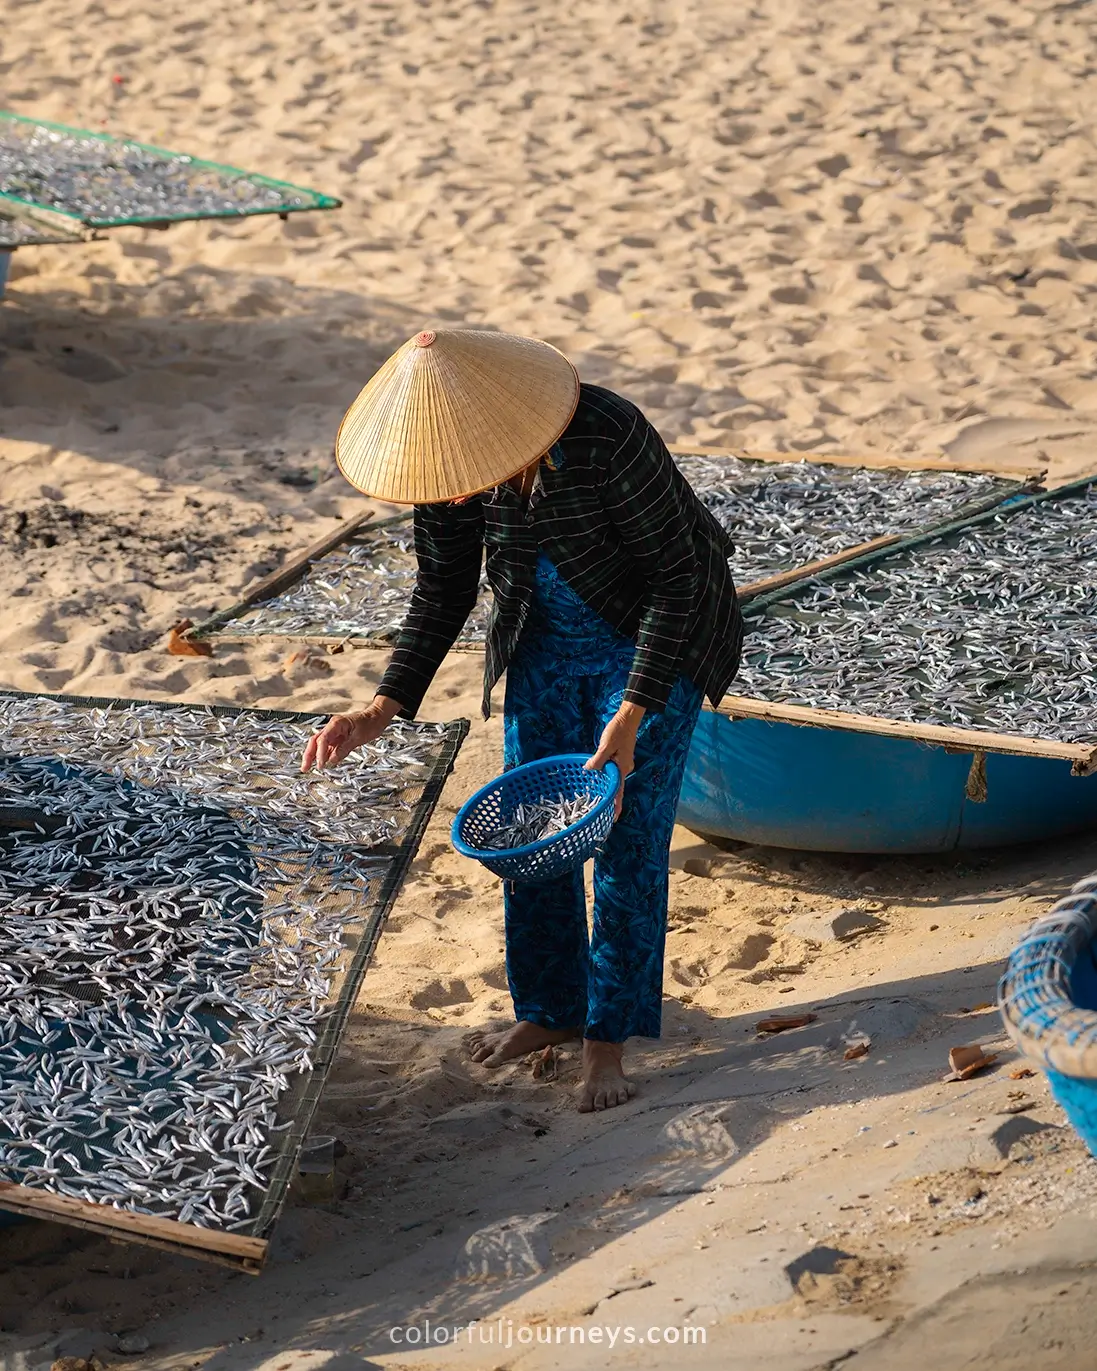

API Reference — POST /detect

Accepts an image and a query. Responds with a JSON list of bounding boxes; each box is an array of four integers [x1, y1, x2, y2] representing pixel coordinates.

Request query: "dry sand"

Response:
[[3, 0, 1097, 1367]]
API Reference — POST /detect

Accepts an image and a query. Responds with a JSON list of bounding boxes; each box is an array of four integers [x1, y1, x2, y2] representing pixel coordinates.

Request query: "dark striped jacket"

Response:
[[378, 384, 744, 720]]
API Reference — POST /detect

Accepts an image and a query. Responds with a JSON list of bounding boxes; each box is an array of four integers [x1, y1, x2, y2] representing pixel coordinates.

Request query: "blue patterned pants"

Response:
[[502, 645, 702, 1043]]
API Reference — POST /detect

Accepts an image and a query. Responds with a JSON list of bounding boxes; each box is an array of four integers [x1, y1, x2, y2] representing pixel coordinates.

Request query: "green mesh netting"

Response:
[[0, 111, 340, 229]]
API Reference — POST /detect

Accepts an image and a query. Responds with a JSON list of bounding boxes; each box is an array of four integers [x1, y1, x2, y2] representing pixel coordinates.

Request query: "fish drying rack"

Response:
[[718, 471, 1097, 777], [0, 110, 340, 293], [185, 448, 1039, 654], [0, 689, 466, 1272]]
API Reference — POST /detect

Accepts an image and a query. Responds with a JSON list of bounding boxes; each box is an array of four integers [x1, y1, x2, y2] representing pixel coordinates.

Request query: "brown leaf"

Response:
[[950, 1044, 989, 1072], [532, 1045, 559, 1081], [166, 619, 212, 657], [282, 649, 333, 676], [756, 1012, 818, 1034], [844, 1041, 870, 1061], [1010, 1067, 1036, 1080], [943, 1044, 999, 1081], [955, 1057, 998, 1080]]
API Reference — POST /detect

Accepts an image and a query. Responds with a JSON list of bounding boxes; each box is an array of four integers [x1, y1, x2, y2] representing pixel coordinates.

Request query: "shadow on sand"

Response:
[[2, 824, 1096, 1368]]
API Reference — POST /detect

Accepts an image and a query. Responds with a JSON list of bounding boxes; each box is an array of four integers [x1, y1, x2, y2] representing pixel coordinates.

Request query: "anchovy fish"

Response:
[[737, 485, 1097, 743], [0, 697, 456, 1231], [229, 531, 493, 646], [478, 794, 600, 851], [0, 117, 318, 223], [221, 461, 1007, 646], [675, 456, 1006, 586]]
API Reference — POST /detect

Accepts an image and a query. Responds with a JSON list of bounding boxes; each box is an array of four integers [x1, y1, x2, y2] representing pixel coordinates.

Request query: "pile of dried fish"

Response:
[[0, 115, 327, 226], [0, 695, 458, 1231], [217, 462, 1007, 648], [737, 484, 1097, 743], [227, 525, 493, 647], [674, 456, 1006, 584], [478, 794, 600, 850]]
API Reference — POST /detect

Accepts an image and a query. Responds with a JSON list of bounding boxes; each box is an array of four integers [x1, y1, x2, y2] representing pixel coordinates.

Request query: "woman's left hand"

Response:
[[586, 703, 646, 818]]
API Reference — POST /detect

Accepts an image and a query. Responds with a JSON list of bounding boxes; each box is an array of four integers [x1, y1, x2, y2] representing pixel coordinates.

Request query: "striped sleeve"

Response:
[[378, 500, 484, 717], [598, 408, 698, 711]]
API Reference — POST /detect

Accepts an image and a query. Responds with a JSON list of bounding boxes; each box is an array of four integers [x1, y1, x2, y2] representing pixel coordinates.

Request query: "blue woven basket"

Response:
[[999, 872, 1097, 1155], [452, 754, 619, 882]]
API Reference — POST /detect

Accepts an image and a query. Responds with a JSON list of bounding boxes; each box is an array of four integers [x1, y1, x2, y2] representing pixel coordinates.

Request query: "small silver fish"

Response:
[[0, 697, 459, 1231], [210, 461, 1008, 648], [479, 793, 600, 850], [0, 116, 323, 224], [738, 485, 1097, 743]]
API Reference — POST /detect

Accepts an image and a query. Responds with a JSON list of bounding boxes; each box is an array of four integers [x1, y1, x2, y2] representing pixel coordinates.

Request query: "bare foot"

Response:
[[578, 1040, 635, 1113], [465, 1020, 577, 1067]]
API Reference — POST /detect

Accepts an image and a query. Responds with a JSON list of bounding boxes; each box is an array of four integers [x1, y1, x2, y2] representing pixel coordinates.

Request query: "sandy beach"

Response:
[[3, 0, 1097, 1366]]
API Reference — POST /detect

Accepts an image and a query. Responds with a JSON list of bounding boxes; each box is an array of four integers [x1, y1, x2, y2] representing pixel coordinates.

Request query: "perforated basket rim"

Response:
[[452, 754, 619, 861]]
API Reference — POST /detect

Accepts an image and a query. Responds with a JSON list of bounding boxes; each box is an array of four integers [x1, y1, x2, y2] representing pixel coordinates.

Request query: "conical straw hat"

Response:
[[335, 329, 580, 504]]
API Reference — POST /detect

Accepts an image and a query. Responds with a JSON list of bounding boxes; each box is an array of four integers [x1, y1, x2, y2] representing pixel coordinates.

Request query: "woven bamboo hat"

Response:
[[335, 329, 580, 505]]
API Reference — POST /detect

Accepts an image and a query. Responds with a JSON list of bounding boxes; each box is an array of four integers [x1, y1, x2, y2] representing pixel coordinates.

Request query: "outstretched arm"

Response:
[[301, 501, 484, 770]]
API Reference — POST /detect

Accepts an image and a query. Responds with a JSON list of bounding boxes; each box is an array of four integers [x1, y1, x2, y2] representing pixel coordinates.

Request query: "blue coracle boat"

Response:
[[681, 472, 1097, 855], [679, 711, 1097, 854]]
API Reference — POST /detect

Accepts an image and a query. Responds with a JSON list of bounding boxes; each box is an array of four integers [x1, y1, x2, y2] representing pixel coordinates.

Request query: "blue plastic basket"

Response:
[[999, 872, 1097, 1155], [452, 754, 620, 882]]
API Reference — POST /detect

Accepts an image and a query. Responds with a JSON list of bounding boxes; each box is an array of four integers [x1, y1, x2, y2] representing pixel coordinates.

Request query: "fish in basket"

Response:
[[451, 754, 620, 882]]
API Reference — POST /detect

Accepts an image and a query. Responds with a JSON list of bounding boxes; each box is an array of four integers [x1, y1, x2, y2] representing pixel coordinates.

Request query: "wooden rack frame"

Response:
[[0, 1182, 267, 1272]]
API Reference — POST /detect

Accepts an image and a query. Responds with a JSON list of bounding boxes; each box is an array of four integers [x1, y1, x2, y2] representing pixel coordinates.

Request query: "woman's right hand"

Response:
[[301, 696, 401, 771]]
